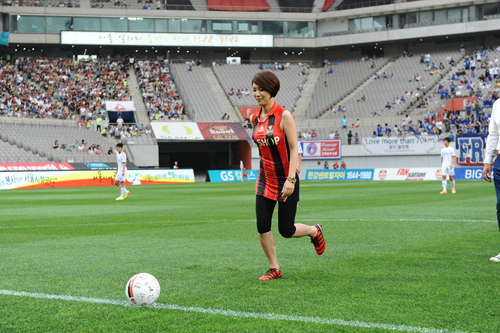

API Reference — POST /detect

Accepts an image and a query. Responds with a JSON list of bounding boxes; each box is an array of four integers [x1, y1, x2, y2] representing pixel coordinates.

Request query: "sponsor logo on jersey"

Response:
[[256, 137, 280, 147]]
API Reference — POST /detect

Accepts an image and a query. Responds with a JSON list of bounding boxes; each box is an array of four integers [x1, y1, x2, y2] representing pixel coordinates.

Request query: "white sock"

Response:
[[442, 180, 447, 191], [121, 187, 126, 198], [451, 180, 455, 190]]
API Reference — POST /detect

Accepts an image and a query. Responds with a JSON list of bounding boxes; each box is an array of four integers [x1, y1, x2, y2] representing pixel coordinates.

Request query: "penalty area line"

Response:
[[0, 289, 468, 333]]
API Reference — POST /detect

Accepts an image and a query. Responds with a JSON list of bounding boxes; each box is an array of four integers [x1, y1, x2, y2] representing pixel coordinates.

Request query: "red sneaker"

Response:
[[311, 223, 325, 255], [259, 268, 282, 281]]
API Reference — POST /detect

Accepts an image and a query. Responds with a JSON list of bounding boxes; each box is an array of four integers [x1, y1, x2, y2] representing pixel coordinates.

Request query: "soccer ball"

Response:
[[125, 273, 161, 306]]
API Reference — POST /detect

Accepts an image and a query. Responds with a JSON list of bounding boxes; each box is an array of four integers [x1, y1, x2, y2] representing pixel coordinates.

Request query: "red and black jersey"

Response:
[[252, 102, 299, 202]]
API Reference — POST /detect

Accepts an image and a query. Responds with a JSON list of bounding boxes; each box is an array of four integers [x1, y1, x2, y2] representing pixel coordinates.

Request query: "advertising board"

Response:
[[300, 140, 341, 160], [0, 169, 194, 190], [305, 169, 374, 181], [208, 169, 258, 182]]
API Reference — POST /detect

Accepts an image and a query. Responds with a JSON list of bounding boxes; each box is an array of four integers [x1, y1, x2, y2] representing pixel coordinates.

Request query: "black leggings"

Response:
[[256, 195, 297, 238]]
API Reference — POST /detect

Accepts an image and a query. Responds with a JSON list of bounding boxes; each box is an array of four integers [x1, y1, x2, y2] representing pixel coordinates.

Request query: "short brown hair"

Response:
[[252, 71, 280, 97]]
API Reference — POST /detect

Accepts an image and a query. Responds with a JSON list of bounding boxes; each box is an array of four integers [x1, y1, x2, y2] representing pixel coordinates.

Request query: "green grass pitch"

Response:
[[0, 180, 499, 332]]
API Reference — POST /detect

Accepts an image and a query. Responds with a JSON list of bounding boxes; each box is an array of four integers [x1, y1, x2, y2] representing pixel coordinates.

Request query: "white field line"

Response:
[[0, 218, 495, 230], [0, 289, 468, 333]]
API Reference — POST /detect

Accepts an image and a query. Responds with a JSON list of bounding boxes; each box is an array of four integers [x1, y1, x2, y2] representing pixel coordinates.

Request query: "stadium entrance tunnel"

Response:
[[158, 141, 251, 181]]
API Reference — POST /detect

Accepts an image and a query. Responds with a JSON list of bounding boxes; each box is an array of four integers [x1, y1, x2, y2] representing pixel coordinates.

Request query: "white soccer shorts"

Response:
[[115, 171, 127, 182], [441, 165, 454, 176]]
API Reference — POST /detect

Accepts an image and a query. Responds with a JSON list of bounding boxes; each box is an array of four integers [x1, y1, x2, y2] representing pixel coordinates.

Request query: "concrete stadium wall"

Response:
[[128, 145, 159, 168]]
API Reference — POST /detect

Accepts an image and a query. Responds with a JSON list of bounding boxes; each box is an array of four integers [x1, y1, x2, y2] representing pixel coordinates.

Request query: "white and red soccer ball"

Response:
[[125, 273, 161, 306]]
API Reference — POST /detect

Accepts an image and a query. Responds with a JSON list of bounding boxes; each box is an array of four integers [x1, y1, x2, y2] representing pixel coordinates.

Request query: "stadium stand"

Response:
[[166, 0, 195, 10], [0, 137, 50, 163], [306, 58, 389, 119], [168, 63, 228, 121], [435, 48, 500, 113], [133, 59, 187, 122], [212, 63, 309, 113], [322, 48, 463, 119], [7, 57, 132, 122], [4, 0, 81, 7], [0, 122, 118, 163]]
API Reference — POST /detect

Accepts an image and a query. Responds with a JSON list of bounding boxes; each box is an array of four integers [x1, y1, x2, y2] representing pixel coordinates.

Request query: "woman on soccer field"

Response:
[[250, 71, 325, 281]]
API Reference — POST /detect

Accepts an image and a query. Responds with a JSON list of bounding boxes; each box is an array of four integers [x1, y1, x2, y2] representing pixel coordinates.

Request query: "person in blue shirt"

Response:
[[327, 67, 333, 74], [377, 124, 383, 136], [385, 123, 391, 135], [342, 116, 347, 129], [449, 132, 454, 141], [464, 58, 470, 70], [385, 102, 392, 110]]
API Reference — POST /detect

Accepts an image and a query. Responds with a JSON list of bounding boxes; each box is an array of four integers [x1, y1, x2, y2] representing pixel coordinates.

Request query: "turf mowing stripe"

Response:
[[0, 218, 495, 230], [0, 289, 468, 333]]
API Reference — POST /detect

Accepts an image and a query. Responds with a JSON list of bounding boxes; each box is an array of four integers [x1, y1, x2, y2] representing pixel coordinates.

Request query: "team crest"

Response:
[[266, 125, 274, 136]]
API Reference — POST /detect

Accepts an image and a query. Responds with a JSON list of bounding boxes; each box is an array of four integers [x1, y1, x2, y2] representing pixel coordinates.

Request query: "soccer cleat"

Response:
[[116, 197, 124, 201], [311, 223, 325, 255], [451, 189, 456, 194], [490, 253, 500, 262], [259, 268, 282, 281], [439, 190, 447, 194], [124, 191, 130, 199]]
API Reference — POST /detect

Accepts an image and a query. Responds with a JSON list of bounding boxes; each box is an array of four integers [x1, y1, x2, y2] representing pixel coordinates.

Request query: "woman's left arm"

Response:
[[281, 110, 298, 198]]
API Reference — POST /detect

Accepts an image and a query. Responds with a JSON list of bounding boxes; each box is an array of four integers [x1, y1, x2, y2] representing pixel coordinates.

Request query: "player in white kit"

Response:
[[440, 137, 456, 194], [115, 143, 130, 200]]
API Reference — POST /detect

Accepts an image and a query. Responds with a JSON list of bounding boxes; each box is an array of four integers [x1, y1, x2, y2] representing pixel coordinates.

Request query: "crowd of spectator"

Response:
[[0, 55, 131, 120], [133, 58, 186, 121], [90, 0, 161, 9], [228, 88, 251, 97], [52, 139, 112, 155], [372, 109, 491, 139], [322, 160, 347, 169], [5, 0, 80, 7]]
